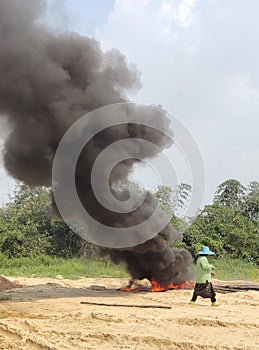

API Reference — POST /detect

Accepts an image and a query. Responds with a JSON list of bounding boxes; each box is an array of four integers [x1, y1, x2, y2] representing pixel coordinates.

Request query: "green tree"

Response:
[[242, 181, 259, 221], [213, 179, 246, 210], [0, 185, 84, 258], [184, 204, 259, 263], [154, 183, 191, 215], [154, 184, 191, 246]]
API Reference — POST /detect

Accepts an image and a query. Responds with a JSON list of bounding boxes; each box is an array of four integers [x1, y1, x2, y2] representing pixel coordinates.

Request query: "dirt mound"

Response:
[[0, 275, 22, 291]]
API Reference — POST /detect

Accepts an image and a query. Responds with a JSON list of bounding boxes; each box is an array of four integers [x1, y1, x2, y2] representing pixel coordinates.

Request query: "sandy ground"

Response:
[[0, 276, 258, 350]]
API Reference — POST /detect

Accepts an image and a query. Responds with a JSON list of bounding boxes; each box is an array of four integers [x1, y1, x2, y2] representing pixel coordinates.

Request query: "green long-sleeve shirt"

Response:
[[195, 256, 215, 283]]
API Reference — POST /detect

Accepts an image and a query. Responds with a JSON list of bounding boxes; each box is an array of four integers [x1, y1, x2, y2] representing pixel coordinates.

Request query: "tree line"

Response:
[[177, 179, 258, 264], [0, 180, 258, 264]]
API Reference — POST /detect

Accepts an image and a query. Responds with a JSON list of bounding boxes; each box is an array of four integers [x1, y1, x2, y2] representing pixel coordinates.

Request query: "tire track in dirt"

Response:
[[128, 314, 259, 329], [0, 277, 258, 350], [49, 332, 258, 350], [0, 322, 56, 350], [1, 309, 257, 350]]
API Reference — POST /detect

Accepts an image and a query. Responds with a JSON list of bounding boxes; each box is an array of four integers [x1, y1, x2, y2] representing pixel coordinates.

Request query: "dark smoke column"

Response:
[[0, 0, 193, 285]]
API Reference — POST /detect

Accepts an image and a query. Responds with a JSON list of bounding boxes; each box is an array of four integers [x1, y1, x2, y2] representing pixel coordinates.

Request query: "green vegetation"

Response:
[[211, 257, 259, 282], [0, 185, 89, 258], [0, 179, 258, 281], [0, 254, 128, 279], [0, 254, 257, 281], [183, 179, 259, 264]]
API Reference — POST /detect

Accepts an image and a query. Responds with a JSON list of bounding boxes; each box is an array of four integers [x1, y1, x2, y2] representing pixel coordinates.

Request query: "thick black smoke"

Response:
[[0, 0, 193, 285]]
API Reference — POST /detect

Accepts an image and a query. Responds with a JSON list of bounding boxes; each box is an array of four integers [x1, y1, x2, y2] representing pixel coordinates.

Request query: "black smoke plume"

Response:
[[0, 0, 193, 285]]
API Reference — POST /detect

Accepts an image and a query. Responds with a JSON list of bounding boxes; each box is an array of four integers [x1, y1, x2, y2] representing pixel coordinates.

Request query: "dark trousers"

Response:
[[191, 293, 217, 303], [191, 282, 216, 303]]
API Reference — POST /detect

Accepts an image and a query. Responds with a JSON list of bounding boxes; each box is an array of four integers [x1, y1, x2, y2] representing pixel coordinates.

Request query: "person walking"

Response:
[[190, 246, 219, 306]]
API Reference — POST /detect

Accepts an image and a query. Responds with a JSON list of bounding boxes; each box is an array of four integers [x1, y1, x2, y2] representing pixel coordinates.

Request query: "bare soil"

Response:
[[0, 276, 258, 350]]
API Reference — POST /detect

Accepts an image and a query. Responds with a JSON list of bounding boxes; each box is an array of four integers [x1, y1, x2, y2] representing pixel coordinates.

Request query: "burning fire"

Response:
[[121, 278, 194, 292], [149, 279, 194, 292]]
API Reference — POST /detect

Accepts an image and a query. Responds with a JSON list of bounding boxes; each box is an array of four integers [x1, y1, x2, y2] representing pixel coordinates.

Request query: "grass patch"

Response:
[[210, 257, 259, 281], [0, 254, 258, 281], [0, 254, 128, 279]]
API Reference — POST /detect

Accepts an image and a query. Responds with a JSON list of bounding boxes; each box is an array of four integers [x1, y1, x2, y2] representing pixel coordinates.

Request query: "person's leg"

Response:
[[210, 284, 219, 305], [191, 293, 197, 302], [190, 287, 198, 304], [211, 288, 219, 306]]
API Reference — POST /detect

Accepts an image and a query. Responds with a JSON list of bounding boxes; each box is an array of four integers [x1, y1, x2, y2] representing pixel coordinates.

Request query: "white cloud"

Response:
[[161, 0, 197, 27], [97, 0, 259, 208], [178, 0, 196, 26]]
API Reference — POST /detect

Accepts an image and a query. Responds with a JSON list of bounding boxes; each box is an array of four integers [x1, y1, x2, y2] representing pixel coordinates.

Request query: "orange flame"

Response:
[[149, 279, 194, 292], [121, 279, 194, 292]]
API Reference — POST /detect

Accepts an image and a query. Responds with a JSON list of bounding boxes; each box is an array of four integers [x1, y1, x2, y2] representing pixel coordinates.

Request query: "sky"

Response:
[[1, 0, 259, 215]]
